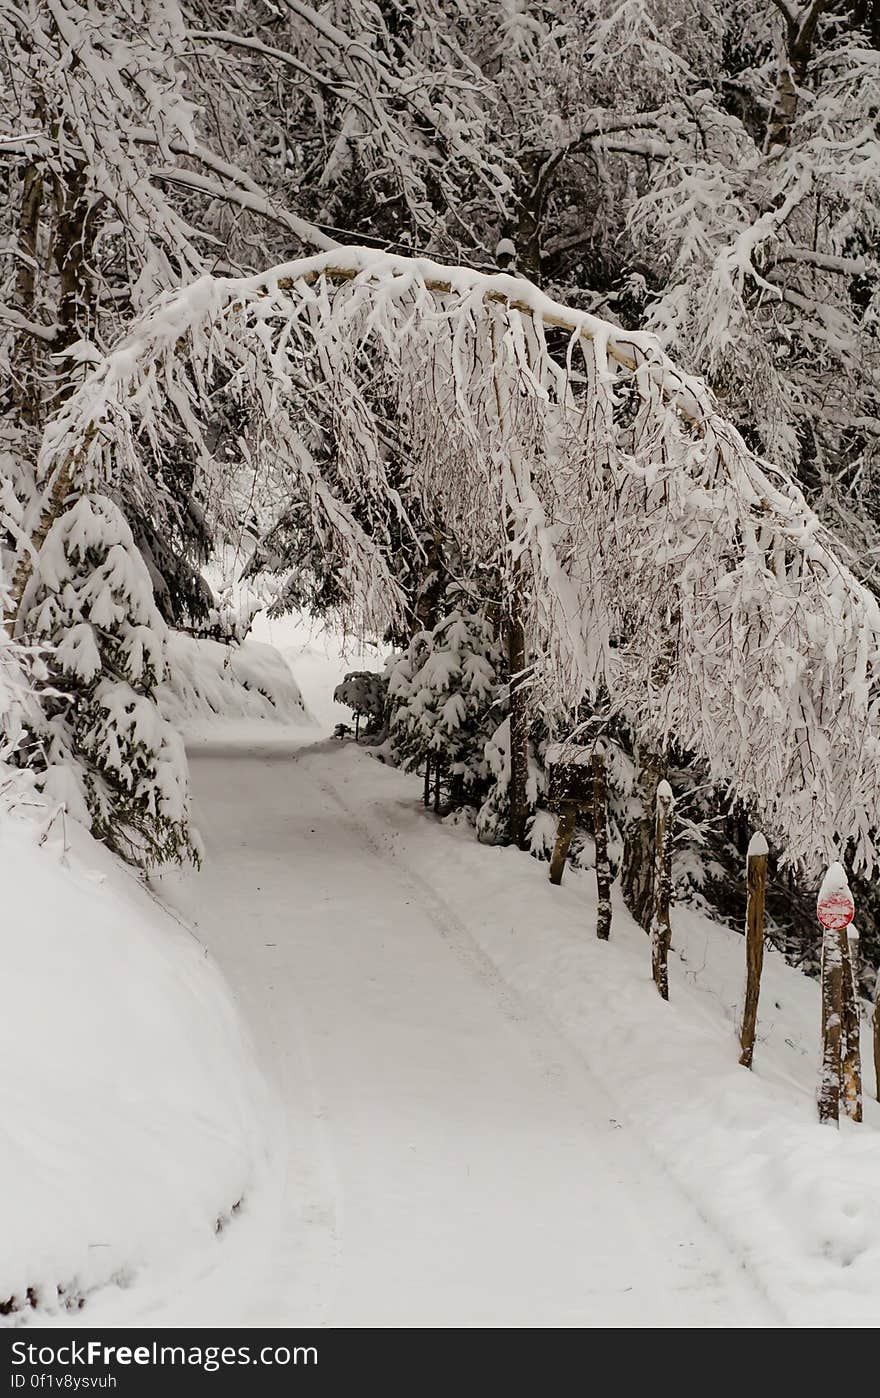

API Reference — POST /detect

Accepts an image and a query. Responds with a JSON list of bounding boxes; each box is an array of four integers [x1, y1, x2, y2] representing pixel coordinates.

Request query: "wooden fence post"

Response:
[[591, 751, 611, 940], [840, 925, 862, 1122], [549, 804, 577, 886], [819, 928, 843, 1126], [873, 985, 880, 1103], [546, 747, 592, 888], [650, 780, 674, 1000], [739, 832, 768, 1068], [817, 863, 855, 1127]]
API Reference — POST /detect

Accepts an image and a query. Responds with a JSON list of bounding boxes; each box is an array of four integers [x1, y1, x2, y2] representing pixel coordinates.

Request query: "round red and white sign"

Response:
[[817, 890, 855, 931]]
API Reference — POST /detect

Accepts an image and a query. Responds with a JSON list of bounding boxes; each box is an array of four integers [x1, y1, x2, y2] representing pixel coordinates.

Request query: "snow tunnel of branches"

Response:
[[12, 246, 880, 870]]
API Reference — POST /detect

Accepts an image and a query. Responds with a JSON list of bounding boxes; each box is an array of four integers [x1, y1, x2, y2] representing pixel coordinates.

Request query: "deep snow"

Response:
[[0, 806, 274, 1320]]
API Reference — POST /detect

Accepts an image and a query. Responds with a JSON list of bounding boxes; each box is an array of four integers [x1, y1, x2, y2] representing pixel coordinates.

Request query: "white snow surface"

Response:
[[9, 623, 880, 1328], [148, 729, 879, 1327], [0, 811, 275, 1321], [817, 860, 852, 904]]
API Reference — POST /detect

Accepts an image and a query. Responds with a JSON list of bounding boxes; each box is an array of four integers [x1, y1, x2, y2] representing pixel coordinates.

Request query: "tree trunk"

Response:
[[592, 752, 612, 940], [9, 161, 101, 631], [548, 803, 576, 886], [840, 927, 862, 1122], [506, 590, 529, 849], [739, 837, 768, 1068], [423, 755, 431, 808], [874, 992, 880, 1103], [622, 749, 667, 930], [52, 161, 96, 365], [491, 306, 531, 853], [766, 1, 832, 151], [512, 154, 545, 284], [412, 525, 445, 635], [650, 781, 674, 1000], [433, 758, 441, 815], [819, 925, 843, 1125], [11, 149, 45, 428]]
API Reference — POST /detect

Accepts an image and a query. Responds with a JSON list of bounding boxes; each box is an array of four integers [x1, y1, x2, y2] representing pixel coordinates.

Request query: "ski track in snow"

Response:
[[158, 733, 781, 1328]]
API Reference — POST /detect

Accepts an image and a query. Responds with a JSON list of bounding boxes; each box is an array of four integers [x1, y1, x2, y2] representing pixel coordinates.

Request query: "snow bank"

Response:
[[0, 808, 275, 1320], [158, 632, 314, 736]]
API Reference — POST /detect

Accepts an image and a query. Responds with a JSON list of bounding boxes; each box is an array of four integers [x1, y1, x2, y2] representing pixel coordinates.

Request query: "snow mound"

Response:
[[0, 809, 275, 1319], [158, 633, 314, 734]]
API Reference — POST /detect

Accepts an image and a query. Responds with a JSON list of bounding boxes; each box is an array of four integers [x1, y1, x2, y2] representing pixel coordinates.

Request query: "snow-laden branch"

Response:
[[0, 305, 58, 342], [14, 244, 880, 868], [145, 160, 336, 253]]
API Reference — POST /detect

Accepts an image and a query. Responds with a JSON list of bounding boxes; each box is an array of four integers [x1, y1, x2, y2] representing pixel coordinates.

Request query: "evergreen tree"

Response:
[[388, 594, 503, 809], [20, 493, 196, 867]]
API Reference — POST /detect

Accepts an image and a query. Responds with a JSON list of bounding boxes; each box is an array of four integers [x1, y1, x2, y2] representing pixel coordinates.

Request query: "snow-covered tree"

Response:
[[388, 593, 503, 808], [4, 0, 880, 943], [334, 670, 387, 739], [24, 242, 880, 877], [19, 493, 195, 866]]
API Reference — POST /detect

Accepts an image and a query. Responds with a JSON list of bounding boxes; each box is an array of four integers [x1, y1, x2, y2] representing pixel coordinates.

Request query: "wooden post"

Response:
[[355, 711, 360, 743], [591, 752, 611, 940], [549, 803, 577, 886], [817, 863, 856, 1127], [873, 989, 880, 1103], [840, 925, 862, 1122], [433, 758, 441, 815], [739, 833, 768, 1068], [650, 780, 674, 1000], [819, 927, 843, 1126], [423, 755, 431, 808]]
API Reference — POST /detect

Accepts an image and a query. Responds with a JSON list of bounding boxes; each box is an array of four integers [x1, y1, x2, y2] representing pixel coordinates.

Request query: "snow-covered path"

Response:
[[171, 734, 776, 1328]]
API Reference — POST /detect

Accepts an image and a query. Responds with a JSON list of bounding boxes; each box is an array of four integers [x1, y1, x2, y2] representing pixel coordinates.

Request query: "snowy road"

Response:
[[175, 735, 775, 1328]]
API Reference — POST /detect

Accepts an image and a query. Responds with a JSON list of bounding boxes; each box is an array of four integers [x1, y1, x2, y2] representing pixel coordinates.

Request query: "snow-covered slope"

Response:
[[0, 807, 278, 1321], [158, 632, 315, 737]]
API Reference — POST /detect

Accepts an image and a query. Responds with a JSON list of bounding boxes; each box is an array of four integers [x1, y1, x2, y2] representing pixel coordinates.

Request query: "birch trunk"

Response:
[[819, 927, 843, 1125], [650, 781, 674, 1000], [592, 752, 612, 940]]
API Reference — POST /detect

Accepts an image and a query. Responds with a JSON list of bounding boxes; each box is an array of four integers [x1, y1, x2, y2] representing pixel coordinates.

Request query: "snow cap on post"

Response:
[[747, 832, 768, 859], [656, 779, 674, 806], [817, 862, 855, 931]]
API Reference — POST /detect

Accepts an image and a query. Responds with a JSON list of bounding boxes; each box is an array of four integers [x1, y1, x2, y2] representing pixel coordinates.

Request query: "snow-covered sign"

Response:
[[816, 863, 855, 931]]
